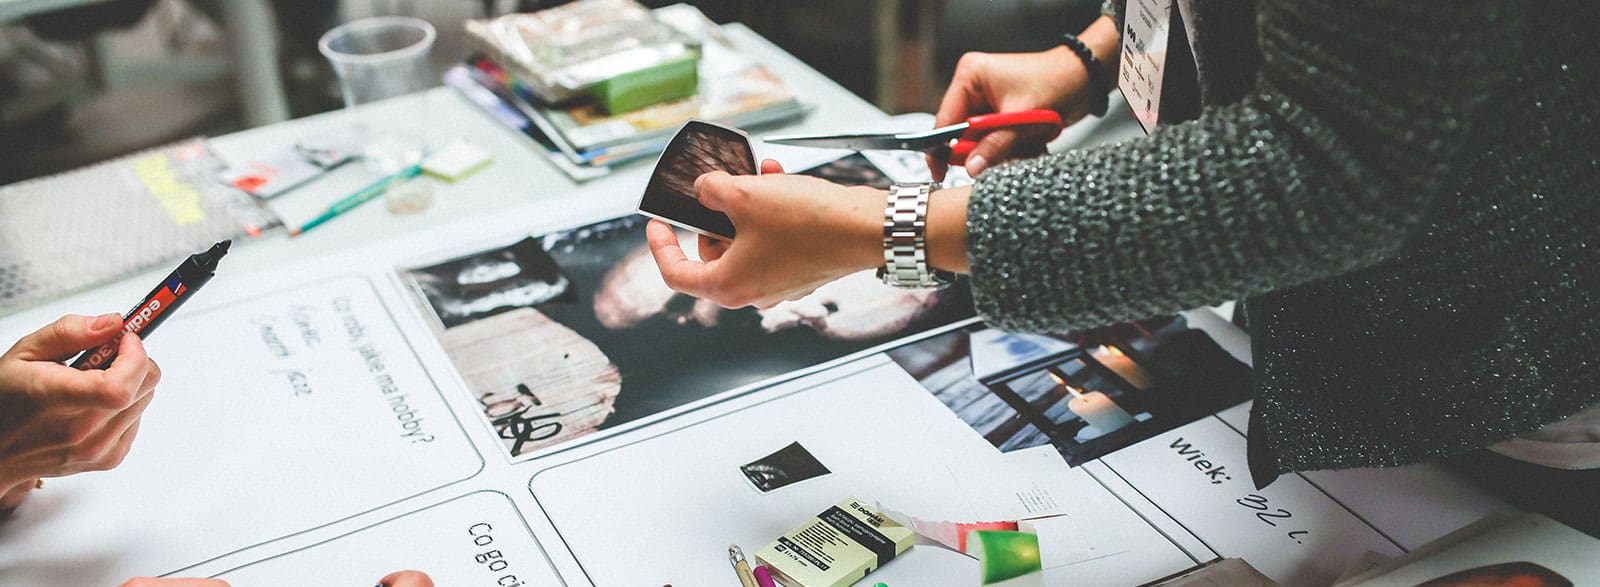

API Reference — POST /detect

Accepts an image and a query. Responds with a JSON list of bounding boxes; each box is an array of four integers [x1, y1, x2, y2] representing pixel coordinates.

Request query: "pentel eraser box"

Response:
[[755, 497, 914, 587]]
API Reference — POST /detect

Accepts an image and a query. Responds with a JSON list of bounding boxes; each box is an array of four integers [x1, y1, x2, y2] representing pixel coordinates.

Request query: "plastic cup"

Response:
[[318, 16, 437, 107], [967, 530, 1042, 584]]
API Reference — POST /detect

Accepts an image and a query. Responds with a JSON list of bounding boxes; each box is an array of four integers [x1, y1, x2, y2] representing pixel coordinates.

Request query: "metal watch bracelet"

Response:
[[879, 182, 956, 289]]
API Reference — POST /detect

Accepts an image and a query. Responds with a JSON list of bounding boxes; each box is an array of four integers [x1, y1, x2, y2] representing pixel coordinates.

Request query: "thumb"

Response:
[[965, 128, 1020, 177], [379, 570, 434, 587], [12, 313, 123, 362], [1, 479, 35, 511], [694, 171, 736, 212], [759, 158, 786, 175]]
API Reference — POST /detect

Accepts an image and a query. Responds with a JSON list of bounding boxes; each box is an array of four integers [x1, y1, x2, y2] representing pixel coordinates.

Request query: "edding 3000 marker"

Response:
[[70, 240, 231, 370]]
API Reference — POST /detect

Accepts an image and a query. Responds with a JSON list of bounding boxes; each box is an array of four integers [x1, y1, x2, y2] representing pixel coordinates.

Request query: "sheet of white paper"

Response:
[[527, 362, 1199, 586], [214, 491, 564, 587], [1100, 416, 1406, 586], [0, 274, 484, 585]]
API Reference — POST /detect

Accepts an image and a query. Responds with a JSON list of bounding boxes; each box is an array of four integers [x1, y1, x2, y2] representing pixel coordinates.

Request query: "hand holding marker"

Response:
[[71, 241, 230, 370]]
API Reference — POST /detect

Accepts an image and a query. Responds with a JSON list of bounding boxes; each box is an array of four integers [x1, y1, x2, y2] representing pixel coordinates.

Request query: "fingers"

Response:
[[141, 359, 163, 397], [759, 158, 785, 175], [935, 52, 1000, 180], [697, 234, 728, 263], [935, 52, 993, 128], [64, 389, 154, 474], [10, 313, 122, 362], [26, 330, 150, 408], [97, 335, 152, 408], [0, 480, 34, 511], [966, 121, 1059, 176], [119, 578, 229, 587], [645, 220, 712, 296], [965, 128, 1018, 177], [379, 570, 434, 587], [928, 154, 949, 183], [693, 171, 735, 212]]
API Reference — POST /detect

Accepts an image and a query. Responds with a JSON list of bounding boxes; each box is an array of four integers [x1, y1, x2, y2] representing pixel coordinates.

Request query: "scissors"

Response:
[[763, 109, 1064, 166]]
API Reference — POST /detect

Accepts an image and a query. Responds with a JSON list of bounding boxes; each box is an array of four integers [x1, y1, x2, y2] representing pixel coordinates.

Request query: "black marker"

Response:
[[70, 240, 231, 370]]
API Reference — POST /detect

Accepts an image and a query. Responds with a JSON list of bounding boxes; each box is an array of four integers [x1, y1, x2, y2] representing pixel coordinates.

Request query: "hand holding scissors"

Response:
[[765, 109, 1064, 176]]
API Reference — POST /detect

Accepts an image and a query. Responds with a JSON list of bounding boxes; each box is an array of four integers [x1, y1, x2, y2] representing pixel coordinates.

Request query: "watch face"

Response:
[[637, 120, 755, 241]]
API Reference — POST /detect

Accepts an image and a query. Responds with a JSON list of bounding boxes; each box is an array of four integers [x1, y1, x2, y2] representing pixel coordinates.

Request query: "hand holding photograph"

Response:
[[408, 155, 975, 460], [637, 120, 756, 240]]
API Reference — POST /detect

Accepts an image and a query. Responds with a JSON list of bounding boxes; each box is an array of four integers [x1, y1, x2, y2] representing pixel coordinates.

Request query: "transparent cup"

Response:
[[318, 17, 436, 174], [318, 16, 437, 107]]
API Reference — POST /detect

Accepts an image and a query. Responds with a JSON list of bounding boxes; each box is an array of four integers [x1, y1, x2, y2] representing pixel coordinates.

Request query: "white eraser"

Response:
[[421, 141, 493, 182]]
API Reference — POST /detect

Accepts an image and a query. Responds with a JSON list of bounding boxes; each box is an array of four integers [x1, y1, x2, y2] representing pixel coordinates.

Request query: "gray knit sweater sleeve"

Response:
[[966, 0, 1524, 332]]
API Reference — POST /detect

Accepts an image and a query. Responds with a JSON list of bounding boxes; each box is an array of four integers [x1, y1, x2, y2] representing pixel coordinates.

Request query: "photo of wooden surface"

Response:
[[438, 307, 621, 456]]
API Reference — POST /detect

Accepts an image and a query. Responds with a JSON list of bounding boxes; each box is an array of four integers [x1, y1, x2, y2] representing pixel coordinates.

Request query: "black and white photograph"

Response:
[[885, 316, 1252, 466], [406, 156, 976, 459], [637, 120, 755, 240], [740, 441, 833, 493], [407, 236, 572, 328]]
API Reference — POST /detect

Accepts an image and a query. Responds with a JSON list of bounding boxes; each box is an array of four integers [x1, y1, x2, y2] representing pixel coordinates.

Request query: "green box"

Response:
[[590, 53, 700, 114]]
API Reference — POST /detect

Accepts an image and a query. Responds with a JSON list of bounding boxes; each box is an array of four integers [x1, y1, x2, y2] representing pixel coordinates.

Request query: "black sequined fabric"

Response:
[[968, 0, 1599, 476]]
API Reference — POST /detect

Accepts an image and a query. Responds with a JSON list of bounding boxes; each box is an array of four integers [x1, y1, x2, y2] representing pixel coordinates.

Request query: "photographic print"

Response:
[[406, 156, 976, 460], [637, 120, 755, 240], [885, 316, 1252, 466], [796, 153, 894, 188], [408, 237, 572, 328], [740, 441, 832, 493]]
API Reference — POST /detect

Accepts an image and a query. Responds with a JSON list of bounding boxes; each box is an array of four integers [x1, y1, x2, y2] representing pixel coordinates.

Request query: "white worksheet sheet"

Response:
[[0, 159, 1516, 587]]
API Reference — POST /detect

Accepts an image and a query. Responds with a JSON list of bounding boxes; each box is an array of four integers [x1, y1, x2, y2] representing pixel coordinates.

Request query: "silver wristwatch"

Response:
[[879, 182, 956, 289]]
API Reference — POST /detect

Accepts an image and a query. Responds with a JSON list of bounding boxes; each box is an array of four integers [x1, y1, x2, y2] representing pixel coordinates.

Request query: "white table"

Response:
[[0, 21, 1525, 587], [207, 24, 894, 276]]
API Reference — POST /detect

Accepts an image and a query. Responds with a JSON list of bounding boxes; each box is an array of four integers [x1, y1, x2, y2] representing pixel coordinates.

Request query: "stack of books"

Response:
[[448, 3, 806, 182]]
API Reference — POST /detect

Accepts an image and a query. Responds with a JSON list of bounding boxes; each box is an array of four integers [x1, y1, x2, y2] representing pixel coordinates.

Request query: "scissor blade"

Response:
[[763, 133, 910, 151]]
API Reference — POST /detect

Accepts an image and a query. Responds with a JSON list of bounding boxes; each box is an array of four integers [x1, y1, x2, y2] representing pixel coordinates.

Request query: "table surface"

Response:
[[208, 24, 897, 278], [0, 21, 1527, 587]]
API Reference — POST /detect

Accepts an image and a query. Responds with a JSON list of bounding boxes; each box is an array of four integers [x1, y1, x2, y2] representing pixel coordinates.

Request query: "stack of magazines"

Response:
[[448, 2, 806, 182]]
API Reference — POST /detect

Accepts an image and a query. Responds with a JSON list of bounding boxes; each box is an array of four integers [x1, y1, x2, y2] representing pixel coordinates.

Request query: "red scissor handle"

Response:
[[949, 109, 1065, 166]]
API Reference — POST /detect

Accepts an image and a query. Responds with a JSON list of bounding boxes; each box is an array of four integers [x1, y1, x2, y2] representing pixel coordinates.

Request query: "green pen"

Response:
[[288, 163, 422, 237]]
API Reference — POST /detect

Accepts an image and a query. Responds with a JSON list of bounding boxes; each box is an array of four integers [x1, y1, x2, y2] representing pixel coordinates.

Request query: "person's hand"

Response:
[[931, 16, 1118, 180], [118, 570, 433, 587], [593, 240, 725, 329], [931, 47, 1085, 180], [648, 160, 885, 309], [120, 580, 228, 587], [0, 314, 160, 513], [378, 570, 435, 587]]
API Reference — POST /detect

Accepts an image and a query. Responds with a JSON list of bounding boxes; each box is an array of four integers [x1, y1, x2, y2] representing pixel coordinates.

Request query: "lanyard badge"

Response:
[[1118, 0, 1174, 134]]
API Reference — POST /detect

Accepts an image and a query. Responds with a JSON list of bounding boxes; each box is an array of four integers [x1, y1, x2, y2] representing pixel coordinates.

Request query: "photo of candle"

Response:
[[1091, 344, 1154, 390], [885, 318, 1254, 468], [1050, 371, 1136, 434]]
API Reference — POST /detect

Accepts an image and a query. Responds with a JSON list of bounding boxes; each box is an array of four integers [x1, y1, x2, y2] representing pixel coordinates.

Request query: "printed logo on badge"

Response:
[[1119, 0, 1172, 134]]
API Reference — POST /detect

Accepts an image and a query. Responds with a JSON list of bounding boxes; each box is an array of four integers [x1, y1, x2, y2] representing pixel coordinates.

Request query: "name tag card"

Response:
[[1119, 0, 1173, 134]]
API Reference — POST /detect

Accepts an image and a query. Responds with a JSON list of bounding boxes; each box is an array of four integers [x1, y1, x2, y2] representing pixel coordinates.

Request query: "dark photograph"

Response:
[[407, 237, 573, 328], [797, 152, 893, 189], [637, 120, 755, 240], [885, 316, 1252, 466], [740, 441, 833, 493], [407, 156, 976, 459]]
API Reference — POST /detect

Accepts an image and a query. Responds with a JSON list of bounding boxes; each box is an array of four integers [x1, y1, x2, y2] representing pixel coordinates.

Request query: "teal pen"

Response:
[[288, 164, 422, 236]]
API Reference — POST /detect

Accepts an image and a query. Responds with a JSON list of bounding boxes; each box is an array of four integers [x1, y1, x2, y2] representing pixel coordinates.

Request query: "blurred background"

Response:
[[0, 0, 1101, 184]]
